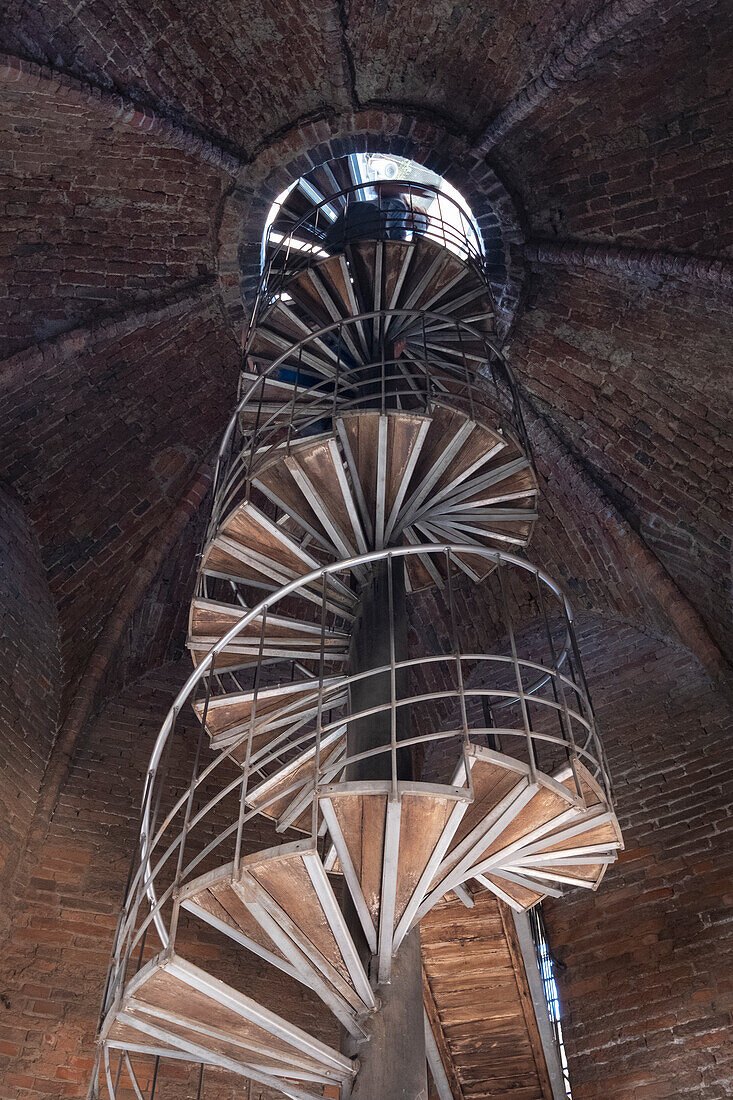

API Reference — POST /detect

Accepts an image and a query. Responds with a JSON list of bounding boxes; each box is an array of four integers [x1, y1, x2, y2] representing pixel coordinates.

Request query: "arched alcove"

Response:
[[216, 111, 526, 340]]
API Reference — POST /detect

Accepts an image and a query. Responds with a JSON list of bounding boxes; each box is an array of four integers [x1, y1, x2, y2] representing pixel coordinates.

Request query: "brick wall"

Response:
[[344, 0, 593, 130], [0, 484, 60, 901], [0, 292, 238, 712], [544, 617, 733, 1099], [507, 265, 732, 664], [0, 79, 230, 358], [496, 0, 732, 256], [0, 0, 339, 159], [0, 660, 337, 1100]]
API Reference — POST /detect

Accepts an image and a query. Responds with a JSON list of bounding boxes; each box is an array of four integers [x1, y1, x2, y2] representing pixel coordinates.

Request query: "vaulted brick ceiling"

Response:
[[1, 0, 730, 700], [0, 5, 731, 1100]]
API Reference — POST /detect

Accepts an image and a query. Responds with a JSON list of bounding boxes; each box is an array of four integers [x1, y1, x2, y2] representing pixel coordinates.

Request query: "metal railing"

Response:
[[256, 180, 486, 322], [210, 309, 533, 539], [97, 545, 613, 1043]]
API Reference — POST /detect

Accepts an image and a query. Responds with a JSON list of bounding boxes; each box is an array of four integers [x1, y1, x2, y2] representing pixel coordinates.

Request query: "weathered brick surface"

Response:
[[0, 661, 337, 1100], [0, 291, 238, 710], [507, 265, 733, 664], [544, 619, 733, 1099], [0, 0, 617, 155], [0, 79, 230, 358], [0, 485, 60, 896], [497, 0, 732, 255], [0, 0, 340, 159], [346, 0, 593, 129]]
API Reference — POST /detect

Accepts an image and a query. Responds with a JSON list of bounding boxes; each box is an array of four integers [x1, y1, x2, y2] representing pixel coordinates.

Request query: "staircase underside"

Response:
[[422, 892, 556, 1100], [102, 953, 355, 1100]]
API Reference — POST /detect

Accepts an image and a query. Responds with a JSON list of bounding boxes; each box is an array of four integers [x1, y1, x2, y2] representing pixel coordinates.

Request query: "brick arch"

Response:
[[217, 109, 526, 341]]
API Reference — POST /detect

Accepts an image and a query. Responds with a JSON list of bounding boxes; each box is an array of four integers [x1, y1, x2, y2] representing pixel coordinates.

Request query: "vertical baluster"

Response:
[[103, 1045, 117, 1100], [235, 606, 268, 870], [312, 571, 329, 838], [167, 670, 208, 946], [534, 570, 583, 801], [421, 313, 432, 410], [286, 345, 302, 453], [387, 553, 398, 795], [568, 618, 613, 802], [458, 320, 475, 422], [149, 1056, 160, 1100], [380, 314, 386, 414], [498, 559, 538, 784], [245, 373, 266, 497], [446, 552, 472, 776]]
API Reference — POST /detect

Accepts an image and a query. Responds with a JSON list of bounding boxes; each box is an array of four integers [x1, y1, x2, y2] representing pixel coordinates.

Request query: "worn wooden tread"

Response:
[[103, 953, 355, 1096]]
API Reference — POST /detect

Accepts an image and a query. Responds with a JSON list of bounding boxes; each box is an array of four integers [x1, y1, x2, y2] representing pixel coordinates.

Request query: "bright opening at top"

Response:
[[262, 152, 483, 268]]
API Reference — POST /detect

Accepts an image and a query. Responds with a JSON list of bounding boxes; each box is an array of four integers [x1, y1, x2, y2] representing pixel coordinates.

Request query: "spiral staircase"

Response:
[[92, 180, 622, 1099]]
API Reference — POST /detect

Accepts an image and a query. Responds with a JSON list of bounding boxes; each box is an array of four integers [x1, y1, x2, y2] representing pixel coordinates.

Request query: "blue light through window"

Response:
[[529, 905, 573, 1098]]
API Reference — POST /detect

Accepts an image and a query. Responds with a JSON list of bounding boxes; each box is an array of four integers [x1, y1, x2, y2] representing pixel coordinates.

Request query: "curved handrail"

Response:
[[258, 179, 486, 319], [212, 307, 532, 531], [100, 542, 609, 1011]]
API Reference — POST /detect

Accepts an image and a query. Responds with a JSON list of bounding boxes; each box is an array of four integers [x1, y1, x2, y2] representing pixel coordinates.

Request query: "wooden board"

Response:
[[246, 852, 350, 984], [330, 792, 387, 926], [185, 874, 289, 963], [193, 678, 346, 742], [421, 893, 552, 1100], [395, 793, 458, 927], [246, 733, 345, 825], [449, 759, 524, 854], [188, 598, 349, 672], [114, 962, 336, 1076], [481, 784, 576, 862]]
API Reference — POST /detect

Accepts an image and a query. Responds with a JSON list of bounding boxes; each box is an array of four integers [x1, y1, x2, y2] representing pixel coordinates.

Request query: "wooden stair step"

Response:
[[246, 727, 347, 832], [239, 840, 375, 1020], [180, 854, 373, 1039], [253, 452, 340, 554], [285, 437, 368, 559], [187, 598, 349, 672], [414, 748, 595, 921], [521, 810, 622, 859], [442, 752, 530, 873], [194, 677, 347, 747], [248, 322, 343, 380], [336, 410, 431, 547], [237, 371, 330, 431], [478, 778, 580, 865], [179, 866, 297, 975], [201, 499, 319, 580], [200, 501, 355, 613], [397, 410, 494, 525], [474, 871, 548, 913], [319, 782, 469, 983], [507, 856, 614, 888], [102, 953, 354, 1097]]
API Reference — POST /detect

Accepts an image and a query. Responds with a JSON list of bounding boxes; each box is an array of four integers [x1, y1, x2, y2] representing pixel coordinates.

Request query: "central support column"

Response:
[[342, 558, 428, 1100]]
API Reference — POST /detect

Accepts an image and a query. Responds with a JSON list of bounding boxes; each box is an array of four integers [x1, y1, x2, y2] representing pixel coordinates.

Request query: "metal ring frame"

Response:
[[212, 307, 532, 536], [99, 544, 612, 1034], [258, 180, 485, 320]]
